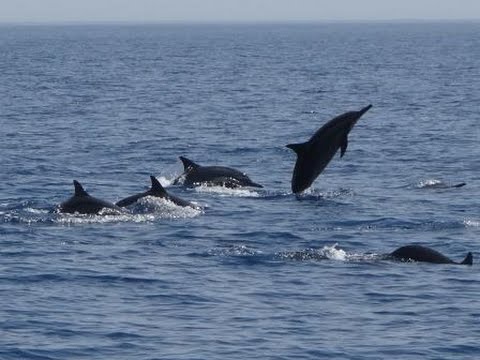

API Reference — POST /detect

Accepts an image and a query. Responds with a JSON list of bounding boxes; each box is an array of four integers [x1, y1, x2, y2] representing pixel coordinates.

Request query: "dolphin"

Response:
[[173, 156, 263, 189], [389, 245, 472, 265], [116, 175, 200, 209], [59, 180, 122, 214], [287, 104, 372, 193]]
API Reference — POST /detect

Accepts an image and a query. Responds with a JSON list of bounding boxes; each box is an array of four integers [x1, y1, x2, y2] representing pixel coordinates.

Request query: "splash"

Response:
[[464, 219, 480, 228], [194, 184, 260, 197], [416, 179, 465, 189], [322, 243, 347, 260], [278, 244, 347, 261], [278, 244, 381, 263], [134, 196, 203, 218], [157, 176, 174, 187]]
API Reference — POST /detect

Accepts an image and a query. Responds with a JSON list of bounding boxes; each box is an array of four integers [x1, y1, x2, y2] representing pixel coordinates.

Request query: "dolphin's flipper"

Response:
[[179, 156, 200, 171], [286, 142, 309, 156], [73, 180, 89, 197], [340, 135, 348, 158], [149, 175, 167, 196], [461, 252, 473, 265]]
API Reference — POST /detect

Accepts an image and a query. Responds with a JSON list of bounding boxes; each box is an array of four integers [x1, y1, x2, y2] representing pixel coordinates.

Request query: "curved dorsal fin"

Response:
[[179, 156, 200, 171], [73, 180, 89, 197], [461, 252, 473, 265], [150, 176, 167, 195]]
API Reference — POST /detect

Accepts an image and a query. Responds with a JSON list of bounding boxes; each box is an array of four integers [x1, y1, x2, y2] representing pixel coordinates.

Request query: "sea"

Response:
[[0, 22, 479, 359]]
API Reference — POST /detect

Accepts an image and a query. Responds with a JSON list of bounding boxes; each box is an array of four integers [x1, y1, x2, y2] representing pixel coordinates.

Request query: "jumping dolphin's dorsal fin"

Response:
[[149, 176, 167, 195], [73, 180, 89, 197], [340, 134, 348, 158], [286, 142, 309, 156], [461, 252, 473, 265], [179, 156, 200, 171]]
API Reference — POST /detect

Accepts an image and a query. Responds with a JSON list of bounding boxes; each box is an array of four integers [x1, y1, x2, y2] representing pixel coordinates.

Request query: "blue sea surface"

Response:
[[0, 23, 479, 359]]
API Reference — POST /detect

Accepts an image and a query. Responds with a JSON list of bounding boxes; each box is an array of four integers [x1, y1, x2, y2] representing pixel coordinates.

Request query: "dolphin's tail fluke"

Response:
[[460, 252, 473, 265], [359, 104, 373, 116]]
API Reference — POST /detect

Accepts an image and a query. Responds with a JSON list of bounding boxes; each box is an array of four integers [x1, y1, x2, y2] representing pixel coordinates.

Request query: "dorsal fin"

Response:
[[150, 176, 167, 195], [73, 180, 89, 197], [461, 252, 473, 265], [286, 142, 309, 156], [179, 156, 200, 171]]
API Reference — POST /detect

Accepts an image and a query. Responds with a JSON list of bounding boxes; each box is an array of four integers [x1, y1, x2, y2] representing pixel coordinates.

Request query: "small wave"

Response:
[[206, 244, 263, 257]]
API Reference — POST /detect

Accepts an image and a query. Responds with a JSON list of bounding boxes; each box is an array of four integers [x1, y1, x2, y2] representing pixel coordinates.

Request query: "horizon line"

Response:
[[0, 18, 479, 26]]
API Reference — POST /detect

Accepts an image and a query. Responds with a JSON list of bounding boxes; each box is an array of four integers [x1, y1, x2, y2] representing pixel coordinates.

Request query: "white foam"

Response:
[[321, 243, 347, 261], [54, 196, 202, 224], [464, 219, 480, 227], [157, 176, 174, 187], [194, 185, 260, 197], [416, 179, 446, 189], [136, 196, 203, 218]]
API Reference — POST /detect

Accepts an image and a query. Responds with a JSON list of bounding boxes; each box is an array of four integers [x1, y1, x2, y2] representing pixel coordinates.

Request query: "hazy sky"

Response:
[[0, 0, 479, 23]]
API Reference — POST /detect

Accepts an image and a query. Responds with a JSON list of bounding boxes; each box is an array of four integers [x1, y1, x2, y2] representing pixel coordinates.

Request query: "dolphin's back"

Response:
[[59, 180, 120, 214], [177, 157, 262, 188], [390, 245, 453, 264]]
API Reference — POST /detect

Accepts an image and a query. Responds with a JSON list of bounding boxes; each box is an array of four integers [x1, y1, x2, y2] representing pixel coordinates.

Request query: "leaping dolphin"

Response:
[[389, 245, 472, 265], [173, 156, 263, 189], [116, 175, 200, 209], [287, 104, 372, 193], [59, 180, 122, 214]]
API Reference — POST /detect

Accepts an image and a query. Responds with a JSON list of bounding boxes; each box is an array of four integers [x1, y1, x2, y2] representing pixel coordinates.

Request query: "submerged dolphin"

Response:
[[173, 156, 263, 188], [116, 175, 199, 209], [287, 104, 372, 193], [59, 180, 121, 214], [389, 245, 472, 265]]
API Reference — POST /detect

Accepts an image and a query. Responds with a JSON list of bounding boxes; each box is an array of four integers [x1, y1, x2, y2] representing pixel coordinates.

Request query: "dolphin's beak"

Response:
[[359, 104, 373, 115]]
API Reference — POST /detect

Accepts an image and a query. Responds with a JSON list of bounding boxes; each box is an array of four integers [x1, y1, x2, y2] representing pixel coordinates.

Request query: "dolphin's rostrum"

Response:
[[287, 104, 372, 193]]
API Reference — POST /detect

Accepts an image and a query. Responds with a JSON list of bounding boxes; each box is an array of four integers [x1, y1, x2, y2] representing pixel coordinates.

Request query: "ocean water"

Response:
[[0, 22, 479, 359]]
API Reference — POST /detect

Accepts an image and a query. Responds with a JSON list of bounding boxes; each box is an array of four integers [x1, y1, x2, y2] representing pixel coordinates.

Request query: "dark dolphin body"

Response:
[[59, 180, 122, 214], [173, 156, 263, 189], [287, 104, 372, 193], [389, 245, 472, 265], [116, 175, 199, 209]]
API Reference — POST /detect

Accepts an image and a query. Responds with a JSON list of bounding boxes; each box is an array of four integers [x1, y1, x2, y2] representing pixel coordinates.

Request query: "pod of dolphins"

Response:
[[57, 104, 473, 266]]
